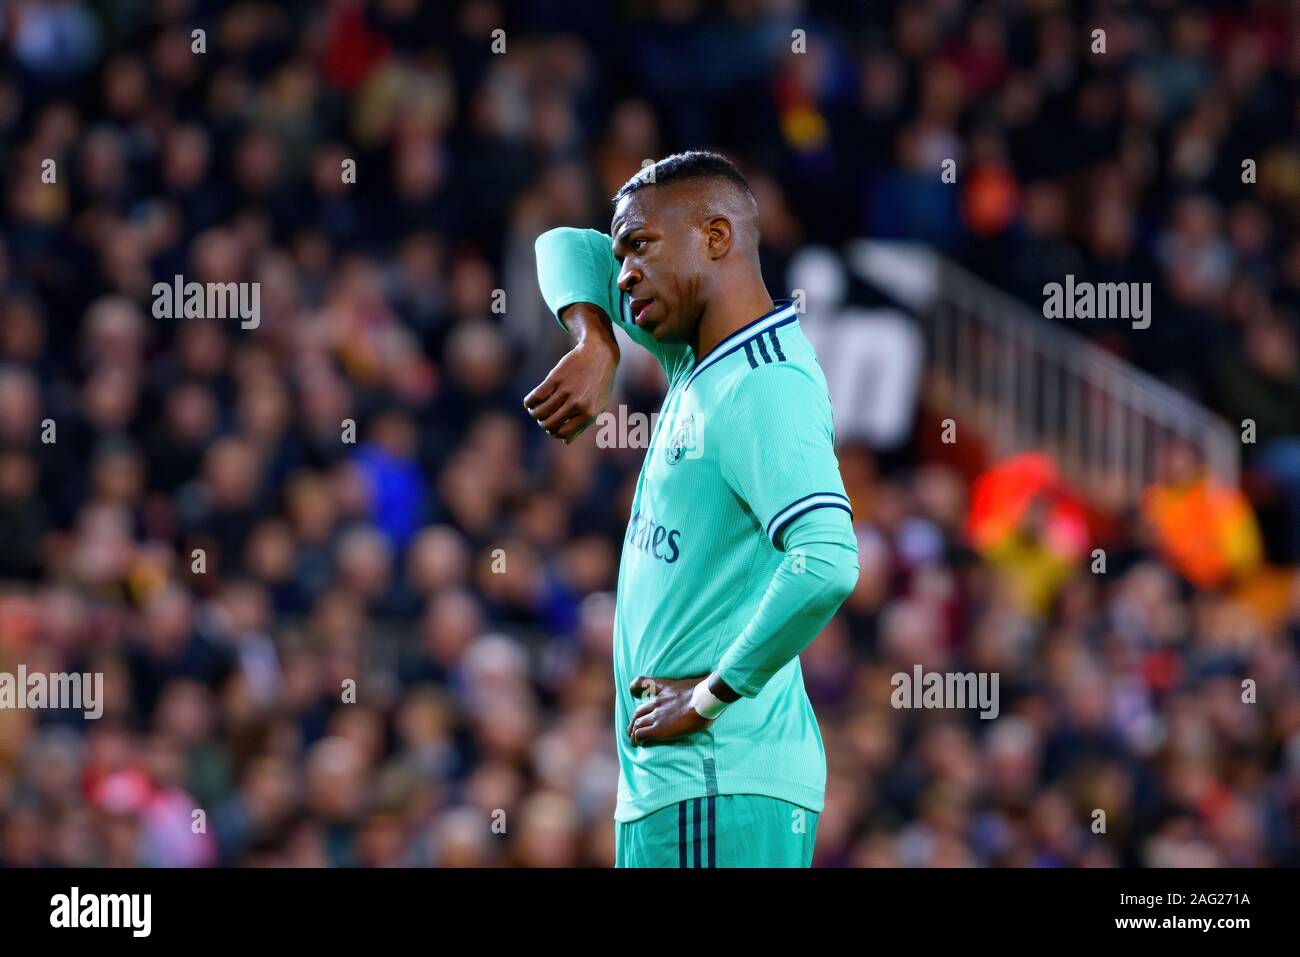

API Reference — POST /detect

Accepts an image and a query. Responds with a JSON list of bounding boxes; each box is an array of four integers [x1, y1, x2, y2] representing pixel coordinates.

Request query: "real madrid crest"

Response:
[[665, 413, 695, 465]]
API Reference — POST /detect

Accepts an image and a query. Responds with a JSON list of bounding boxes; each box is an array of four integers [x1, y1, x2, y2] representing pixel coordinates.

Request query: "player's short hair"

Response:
[[612, 150, 754, 206]]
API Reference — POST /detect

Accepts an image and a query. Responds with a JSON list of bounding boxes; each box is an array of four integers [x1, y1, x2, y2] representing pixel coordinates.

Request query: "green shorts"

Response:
[[615, 794, 819, 868]]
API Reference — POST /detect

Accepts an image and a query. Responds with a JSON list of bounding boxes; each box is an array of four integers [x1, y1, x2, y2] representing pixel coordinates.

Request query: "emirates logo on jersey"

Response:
[[625, 510, 681, 563]]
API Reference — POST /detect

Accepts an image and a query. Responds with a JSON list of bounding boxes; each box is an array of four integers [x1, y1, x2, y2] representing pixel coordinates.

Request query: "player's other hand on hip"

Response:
[[523, 303, 618, 444], [628, 675, 712, 745]]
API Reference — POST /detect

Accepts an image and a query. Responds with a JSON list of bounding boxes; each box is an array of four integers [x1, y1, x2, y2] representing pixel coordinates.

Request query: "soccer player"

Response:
[[525, 152, 859, 867]]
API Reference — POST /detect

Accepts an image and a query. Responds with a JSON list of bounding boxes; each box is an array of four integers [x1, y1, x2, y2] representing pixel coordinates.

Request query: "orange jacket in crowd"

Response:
[[1140, 476, 1263, 589]]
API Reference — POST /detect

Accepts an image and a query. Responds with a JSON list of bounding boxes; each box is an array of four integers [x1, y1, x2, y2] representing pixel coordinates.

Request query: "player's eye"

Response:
[[629, 238, 647, 252]]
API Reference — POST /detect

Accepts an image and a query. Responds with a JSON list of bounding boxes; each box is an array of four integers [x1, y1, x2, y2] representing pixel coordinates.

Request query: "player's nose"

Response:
[[617, 259, 641, 295]]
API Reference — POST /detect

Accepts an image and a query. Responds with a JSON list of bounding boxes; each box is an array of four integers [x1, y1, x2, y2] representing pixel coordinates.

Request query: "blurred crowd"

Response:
[[0, 0, 1296, 867]]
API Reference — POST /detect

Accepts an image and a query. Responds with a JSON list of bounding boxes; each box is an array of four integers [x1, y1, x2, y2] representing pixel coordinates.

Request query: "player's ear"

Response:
[[704, 215, 733, 259]]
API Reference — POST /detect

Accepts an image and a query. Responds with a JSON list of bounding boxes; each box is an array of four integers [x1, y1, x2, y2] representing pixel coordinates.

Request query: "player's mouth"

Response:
[[630, 298, 655, 326]]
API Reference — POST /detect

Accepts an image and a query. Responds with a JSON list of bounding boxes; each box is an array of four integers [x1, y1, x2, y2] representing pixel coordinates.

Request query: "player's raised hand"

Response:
[[524, 302, 619, 444], [627, 675, 713, 745]]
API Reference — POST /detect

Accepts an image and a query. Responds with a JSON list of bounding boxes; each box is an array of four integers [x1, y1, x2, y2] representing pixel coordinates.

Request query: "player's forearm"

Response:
[[525, 228, 622, 443], [559, 301, 619, 356], [711, 510, 859, 699]]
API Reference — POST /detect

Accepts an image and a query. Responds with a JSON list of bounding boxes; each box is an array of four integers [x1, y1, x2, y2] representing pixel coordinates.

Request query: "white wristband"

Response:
[[691, 678, 729, 720]]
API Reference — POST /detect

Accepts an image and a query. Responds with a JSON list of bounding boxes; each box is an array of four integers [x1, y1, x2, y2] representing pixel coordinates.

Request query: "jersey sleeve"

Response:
[[534, 227, 690, 381], [717, 361, 853, 550], [713, 508, 858, 697]]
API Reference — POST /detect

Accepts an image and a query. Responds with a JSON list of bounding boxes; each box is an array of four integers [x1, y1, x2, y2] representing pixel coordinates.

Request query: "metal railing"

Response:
[[846, 240, 1240, 503]]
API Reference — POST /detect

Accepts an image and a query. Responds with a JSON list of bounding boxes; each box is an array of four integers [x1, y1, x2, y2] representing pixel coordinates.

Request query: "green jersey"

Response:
[[535, 228, 854, 822]]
